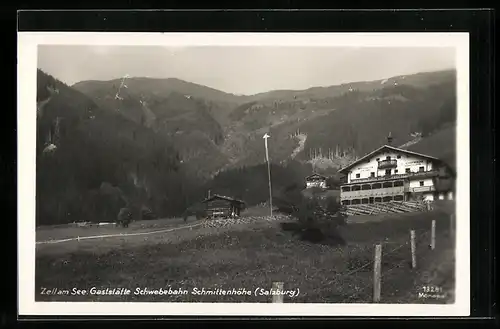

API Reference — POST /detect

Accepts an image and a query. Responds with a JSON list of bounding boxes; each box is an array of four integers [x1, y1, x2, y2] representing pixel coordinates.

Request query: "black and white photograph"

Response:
[[18, 33, 470, 316]]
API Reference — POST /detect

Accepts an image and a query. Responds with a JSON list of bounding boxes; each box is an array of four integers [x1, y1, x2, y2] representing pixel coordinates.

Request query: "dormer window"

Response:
[[397, 155, 401, 159]]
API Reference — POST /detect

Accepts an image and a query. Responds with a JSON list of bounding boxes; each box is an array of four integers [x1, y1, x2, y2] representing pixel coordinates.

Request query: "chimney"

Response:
[[387, 132, 393, 145]]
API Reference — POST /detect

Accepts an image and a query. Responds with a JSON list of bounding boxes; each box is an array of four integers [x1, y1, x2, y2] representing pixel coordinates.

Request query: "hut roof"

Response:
[[201, 194, 245, 204], [305, 173, 327, 180]]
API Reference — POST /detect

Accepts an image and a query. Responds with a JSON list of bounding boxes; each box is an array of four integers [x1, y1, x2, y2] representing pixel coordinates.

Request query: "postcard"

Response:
[[18, 32, 470, 316]]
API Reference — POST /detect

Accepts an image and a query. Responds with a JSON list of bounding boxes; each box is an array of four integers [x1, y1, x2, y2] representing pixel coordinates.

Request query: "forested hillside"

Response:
[[36, 68, 457, 225], [220, 70, 456, 167], [36, 70, 202, 226], [202, 160, 313, 205], [405, 124, 456, 171], [72, 78, 232, 178]]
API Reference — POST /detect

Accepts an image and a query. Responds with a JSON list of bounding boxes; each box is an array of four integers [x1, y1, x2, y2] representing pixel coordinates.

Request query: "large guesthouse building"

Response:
[[338, 139, 455, 206]]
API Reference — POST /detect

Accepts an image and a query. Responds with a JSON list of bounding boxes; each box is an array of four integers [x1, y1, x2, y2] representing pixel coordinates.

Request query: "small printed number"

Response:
[[422, 286, 443, 293]]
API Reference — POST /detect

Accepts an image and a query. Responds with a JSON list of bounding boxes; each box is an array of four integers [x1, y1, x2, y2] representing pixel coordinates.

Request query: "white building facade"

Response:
[[338, 145, 454, 205]]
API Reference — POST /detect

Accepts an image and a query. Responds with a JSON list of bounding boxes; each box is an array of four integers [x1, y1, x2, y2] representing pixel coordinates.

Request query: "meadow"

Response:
[[35, 205, 455, 304]]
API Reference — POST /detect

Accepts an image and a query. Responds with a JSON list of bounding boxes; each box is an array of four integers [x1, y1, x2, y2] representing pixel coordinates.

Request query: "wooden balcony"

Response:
[[340, 186, 406, 200], [346, 170, 439, 185], [409, 186, 435, 193]]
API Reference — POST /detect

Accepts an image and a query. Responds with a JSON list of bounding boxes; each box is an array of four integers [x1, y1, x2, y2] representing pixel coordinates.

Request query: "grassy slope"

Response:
[[36, 207, 455, 303]]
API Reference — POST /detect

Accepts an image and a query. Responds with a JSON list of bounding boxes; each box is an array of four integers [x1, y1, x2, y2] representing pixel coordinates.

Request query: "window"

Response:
[[406, 168, 411, 173], [370, 172, 375, 177], [386, 156, 391, 160], [385, 169, 391, 176], [395, 169, 398, 173], [376, 158, 380, 161], [419, 181, 424, 187], [356, 173, 360, 178], [419, 166, 425, 172], [397, 155, 401, 159]]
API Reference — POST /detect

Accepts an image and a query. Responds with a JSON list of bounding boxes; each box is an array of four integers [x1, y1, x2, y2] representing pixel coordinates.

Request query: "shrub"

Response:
[[325, 196, 341, 214], [325, 175, 343, 190], [279, 194, 346, 246], [184, 202, 206, 221], [141, 206, 157, 221]]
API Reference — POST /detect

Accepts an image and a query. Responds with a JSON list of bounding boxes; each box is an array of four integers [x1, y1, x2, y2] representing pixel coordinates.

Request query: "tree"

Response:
[[296, 196, 320, 226], [326, 176, 340, 190], [325, 196, 341, 214]]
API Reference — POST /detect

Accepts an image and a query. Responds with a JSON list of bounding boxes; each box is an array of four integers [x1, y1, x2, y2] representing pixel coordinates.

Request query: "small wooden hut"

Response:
[[305, 173, 327, 189], [201, 194, 245, 219]]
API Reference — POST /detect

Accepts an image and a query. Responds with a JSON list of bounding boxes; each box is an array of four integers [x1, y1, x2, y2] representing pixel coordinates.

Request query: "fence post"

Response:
[[373, 244, 382, 303], [272, 282, 284, 303], [77, 236, 80, 242], [431, 219, 436, 250], [410, 230, 417, 269]]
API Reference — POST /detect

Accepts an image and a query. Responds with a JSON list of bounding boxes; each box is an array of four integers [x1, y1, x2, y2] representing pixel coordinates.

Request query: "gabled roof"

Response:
[[338, 144, 441, 174], [201, 194, 245, 204], [306, 173, 327, 179]]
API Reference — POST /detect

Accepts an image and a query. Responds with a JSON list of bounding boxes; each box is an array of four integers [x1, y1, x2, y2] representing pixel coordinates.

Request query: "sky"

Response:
[[38, 45, 455, 95]]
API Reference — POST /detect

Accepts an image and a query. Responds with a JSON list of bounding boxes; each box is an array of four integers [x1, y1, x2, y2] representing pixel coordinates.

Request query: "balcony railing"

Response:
[[378, 159, 397, 169], [345, 170, 439, 184], [409, 186, 435, 193], [340, 186, 406, 200]]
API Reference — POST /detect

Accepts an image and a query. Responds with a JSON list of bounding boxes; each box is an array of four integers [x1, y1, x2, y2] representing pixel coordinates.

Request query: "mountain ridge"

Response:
[[72, 68, 456, 102]]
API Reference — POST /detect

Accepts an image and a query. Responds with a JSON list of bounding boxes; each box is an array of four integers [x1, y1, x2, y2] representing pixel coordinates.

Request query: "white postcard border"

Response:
[[18, 32, 470, 317]]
